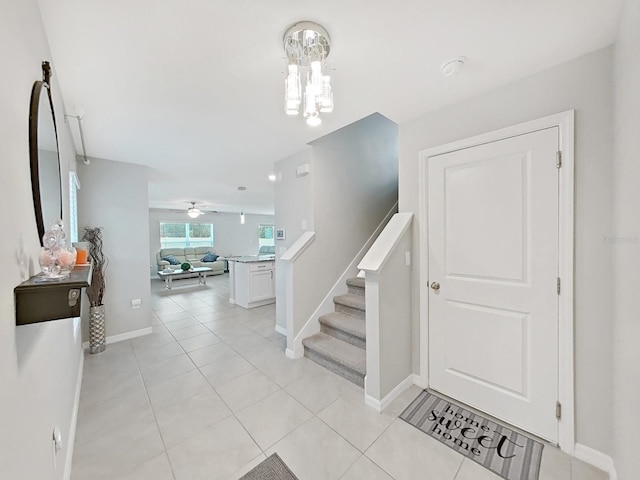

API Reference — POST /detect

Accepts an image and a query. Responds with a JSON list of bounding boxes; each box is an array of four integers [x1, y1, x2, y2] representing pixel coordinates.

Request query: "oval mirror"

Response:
[[29, 61, 62, 246]]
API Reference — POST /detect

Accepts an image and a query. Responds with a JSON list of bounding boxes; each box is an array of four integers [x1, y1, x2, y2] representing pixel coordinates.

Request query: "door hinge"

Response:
[[556, 151, 562, 168], [556, 401, 562, 419], [557, 277, 561, 295]]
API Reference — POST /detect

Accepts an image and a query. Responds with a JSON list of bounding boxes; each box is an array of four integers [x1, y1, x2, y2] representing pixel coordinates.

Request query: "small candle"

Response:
[[77, 249, 88, 264]]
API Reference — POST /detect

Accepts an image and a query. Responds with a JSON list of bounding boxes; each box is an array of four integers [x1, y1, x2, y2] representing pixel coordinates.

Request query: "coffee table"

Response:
[[157, 267, 213, 290]]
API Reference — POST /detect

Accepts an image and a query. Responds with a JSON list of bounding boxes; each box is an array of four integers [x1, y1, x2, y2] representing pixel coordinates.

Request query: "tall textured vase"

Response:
[[89, 305, 106, 354]]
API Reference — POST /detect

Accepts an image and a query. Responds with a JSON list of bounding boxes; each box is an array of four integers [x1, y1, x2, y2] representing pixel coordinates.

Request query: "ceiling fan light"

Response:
[[187, 202, 202, 218]]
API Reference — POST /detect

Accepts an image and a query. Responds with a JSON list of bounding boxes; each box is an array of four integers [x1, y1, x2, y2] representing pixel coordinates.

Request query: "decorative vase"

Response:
[[89, 305, 106, 354], [39, 219, 77, 279], [181, 262, 191, 271]]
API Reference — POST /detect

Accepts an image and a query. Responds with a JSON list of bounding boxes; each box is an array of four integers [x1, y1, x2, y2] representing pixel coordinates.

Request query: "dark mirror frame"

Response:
[[29, 61, 62, 246]]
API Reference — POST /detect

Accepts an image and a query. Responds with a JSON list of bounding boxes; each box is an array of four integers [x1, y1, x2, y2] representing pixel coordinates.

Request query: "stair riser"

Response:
[[335, 303, 365, 320], [304, 348, 365, 387], [320, 324, 366, 349], [347, 285, 365, 296]]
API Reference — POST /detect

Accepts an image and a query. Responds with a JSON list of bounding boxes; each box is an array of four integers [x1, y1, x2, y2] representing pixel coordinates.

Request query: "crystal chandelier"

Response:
[[283, 21, 333, 126]]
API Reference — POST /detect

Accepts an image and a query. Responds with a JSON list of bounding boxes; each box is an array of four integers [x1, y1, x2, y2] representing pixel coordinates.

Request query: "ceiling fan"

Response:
[[187, 202, 203, 218]]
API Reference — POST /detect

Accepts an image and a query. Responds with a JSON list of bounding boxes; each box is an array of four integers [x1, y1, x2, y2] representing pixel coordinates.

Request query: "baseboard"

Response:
[[411, 373, 428, 389], [365, 375, 414, 412], [63, 347, 84, 480], [574, 443, 617, 479], [82, 326, 153, 349], [275, 325, 287, 336], [285, 348, 300, 359]]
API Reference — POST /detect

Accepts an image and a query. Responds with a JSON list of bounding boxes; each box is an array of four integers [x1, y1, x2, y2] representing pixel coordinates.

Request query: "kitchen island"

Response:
[[228, 255, 276, 309]]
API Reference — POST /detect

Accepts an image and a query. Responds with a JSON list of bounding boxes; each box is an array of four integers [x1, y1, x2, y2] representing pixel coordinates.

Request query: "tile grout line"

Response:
[[155, 284, 317, 472], [130, 340, 179, 480], [115, 280, 299, 477]]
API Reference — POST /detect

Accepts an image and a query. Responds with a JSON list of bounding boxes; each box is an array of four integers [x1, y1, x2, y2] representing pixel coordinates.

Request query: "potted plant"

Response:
[[82, 227, 108, 354]]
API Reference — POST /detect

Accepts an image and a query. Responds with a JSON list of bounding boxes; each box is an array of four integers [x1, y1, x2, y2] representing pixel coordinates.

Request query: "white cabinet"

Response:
[[229, 260, 275, 309], [250, 268, 274, 302]]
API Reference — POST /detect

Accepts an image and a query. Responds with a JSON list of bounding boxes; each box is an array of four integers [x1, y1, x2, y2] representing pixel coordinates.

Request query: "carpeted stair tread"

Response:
[[302, 332, 366, 376], [333, 293, 365, 312], [319, 312, 366, 340], [346, 277, 365, 289]]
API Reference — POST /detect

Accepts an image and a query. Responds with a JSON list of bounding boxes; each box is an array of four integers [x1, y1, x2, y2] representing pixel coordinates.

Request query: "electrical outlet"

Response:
[[131, 298, 141, 309], [405, 251, 411, 266]]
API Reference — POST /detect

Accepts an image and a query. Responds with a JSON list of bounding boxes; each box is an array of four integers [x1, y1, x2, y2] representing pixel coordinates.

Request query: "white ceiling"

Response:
[[37, 0, 622, 215]]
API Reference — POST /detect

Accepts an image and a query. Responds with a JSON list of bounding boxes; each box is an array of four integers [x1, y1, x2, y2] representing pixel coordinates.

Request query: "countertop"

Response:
[[227, 255, 275, 263]]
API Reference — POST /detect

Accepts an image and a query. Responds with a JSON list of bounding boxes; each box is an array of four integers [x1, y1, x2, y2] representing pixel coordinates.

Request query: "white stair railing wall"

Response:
[[358, 212, 414, 411]]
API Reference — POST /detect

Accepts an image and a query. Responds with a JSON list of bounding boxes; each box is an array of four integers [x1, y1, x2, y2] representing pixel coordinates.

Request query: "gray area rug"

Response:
[[239, 453, 299, 480], [400, 390, 543, 480]]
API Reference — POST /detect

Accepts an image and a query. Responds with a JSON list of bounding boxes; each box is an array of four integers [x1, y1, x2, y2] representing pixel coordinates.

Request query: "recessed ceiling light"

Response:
[[237, 186, 247, 191], [268, 174, 276, 181]]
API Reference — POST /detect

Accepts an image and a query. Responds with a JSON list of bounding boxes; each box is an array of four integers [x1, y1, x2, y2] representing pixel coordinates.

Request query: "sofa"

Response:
[[156, 247, 226, 275], [258, 245, 276, 255]]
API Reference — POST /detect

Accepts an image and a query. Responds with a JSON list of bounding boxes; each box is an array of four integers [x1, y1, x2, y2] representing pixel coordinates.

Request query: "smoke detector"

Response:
[[441, 57, 466, 77]]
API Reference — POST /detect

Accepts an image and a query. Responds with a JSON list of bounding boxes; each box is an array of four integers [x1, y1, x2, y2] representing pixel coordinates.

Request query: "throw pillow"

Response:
[[162, 255, 180, 265], [201, 252, 219, 262]]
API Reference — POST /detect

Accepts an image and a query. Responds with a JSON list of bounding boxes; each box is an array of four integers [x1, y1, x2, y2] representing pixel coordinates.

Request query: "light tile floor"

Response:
[[72, 274, 608, 480]]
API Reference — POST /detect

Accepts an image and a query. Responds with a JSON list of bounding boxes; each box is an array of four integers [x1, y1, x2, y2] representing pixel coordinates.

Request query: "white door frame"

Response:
[[417, 110, 575, 454]]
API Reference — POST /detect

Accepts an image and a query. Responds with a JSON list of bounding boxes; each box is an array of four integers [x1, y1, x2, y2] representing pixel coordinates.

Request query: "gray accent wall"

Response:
[[0, 0, 82, 478], [612, 0, 640, 477], [399, 47, 614, 455], [77, 158, 151, 339]]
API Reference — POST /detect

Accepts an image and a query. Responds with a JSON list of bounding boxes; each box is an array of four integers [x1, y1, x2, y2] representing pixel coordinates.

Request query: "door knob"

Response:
[[430, 282, 440, 291]]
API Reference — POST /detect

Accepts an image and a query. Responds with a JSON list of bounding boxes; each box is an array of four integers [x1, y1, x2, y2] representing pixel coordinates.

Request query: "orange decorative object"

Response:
[[77, 249, 88, 264]]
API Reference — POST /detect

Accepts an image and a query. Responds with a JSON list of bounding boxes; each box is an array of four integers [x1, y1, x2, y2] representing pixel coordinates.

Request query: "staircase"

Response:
[[302, 277, 366, 387]]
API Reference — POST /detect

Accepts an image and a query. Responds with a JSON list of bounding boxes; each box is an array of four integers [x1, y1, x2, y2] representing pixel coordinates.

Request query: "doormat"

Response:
[[400, 390, 543, 480], [239, 453, 299, 480]]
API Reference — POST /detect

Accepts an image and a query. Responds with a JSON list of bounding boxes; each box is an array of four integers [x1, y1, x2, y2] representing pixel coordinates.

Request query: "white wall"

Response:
[[363, 220, 413, 402], [77, 158, 151, 339], [612, 0, 640, 477], [399, 48, 614, 454], [273, 149, 313, 329], [148, 209, 275, 275], [284, 113, 399, 337], [0, 1, 83, 478]]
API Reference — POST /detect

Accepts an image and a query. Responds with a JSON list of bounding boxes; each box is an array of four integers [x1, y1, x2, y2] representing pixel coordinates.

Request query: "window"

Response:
[[160, 222, 214, 248], [258, 224, 275, 247]]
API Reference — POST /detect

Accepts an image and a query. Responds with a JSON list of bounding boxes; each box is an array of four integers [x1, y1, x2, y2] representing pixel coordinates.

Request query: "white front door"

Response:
[[427, 127, 559, 442]]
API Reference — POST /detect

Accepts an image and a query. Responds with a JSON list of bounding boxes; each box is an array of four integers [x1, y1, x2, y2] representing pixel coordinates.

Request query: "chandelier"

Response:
[[283, 21, 333, 126]]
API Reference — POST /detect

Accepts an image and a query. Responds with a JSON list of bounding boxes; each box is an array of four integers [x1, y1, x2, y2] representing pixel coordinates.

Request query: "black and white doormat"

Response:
[[400, 390, 543, 480], [239, 453, 299, 480]]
